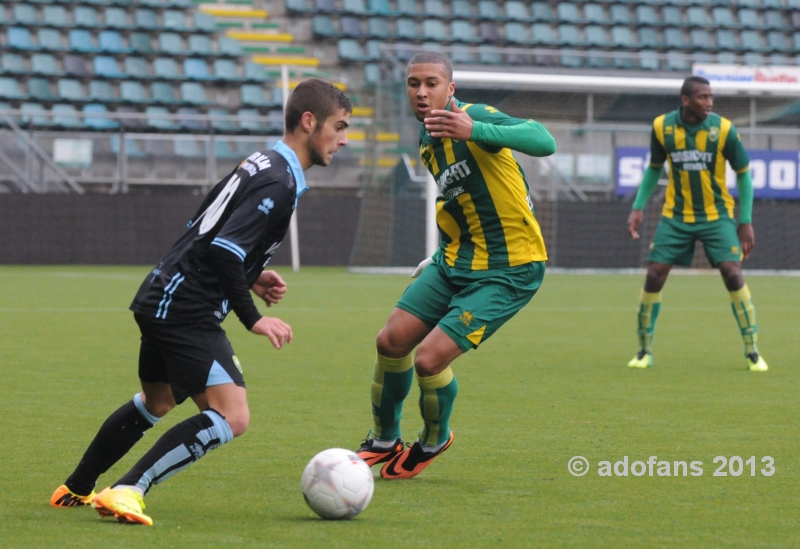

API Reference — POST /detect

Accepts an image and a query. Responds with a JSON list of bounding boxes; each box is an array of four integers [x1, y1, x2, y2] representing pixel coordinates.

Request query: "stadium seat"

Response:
[[664, 28, 686, 50], [338, 39, 368, 61], [364, 63, 380, 84], [27, 78, 55, 101], [711, 8, 738, 29], [43, 6, 69, 28], [635, 6, 658, 26], [365, 40, 382, 61], [531, 23, 556, 45], [57, 79, 87, 102], [20, 103, 51, 127], [99, 31, 129, 54], [558, 24, 582, 46], [13, 5, 37, 26], [74, 7, 100, 28], [638, 28, 660, 49], [52, 104, 82, 128], [31, 54, 59, 76], [738, 9, 761, 30], [154, 58, 180, 80], [531, 3, 553, 23], [8, 28, 38, 51], [159, 33, 187, 55], [83, 103, 119, 130], [478, 45, 502, 65], [120, 80, 149, 103], [315, 0, 341, 14], [163, 11, 188, 32], [341, 17, 365, 39], [451, 47, 476, 64], [686, 7, 710, 28], [557, 3, 581, 24], [478, 1, 503, 21], [219, 37, 243, 56], [423, 0, 447, 18], [583, 4, 608, 25], [741, 30, 767, 52], [194, 12, 217, 33], [505, 22, 530, 44], [662, 7, 683, 28], [611, 26, 636, 49], [240, 84, 271, 107], [180, 82, 209, 105], [104, 8, 130, 30], [560, 53, 581, 68], [89, 80, 116, 102], [184, 58, 211, 80], [689, 29, 715, 51], [767, 53, 792, 66], [130, 33, 155, 54], [39, 28, 66, 51], [367, 17, 392, 38], [423, 20, 448, 42], [188, 35, 214, 56], [693, 52, 714, 66], [124, 57, 151, 80], [213, 59, 240, 81], [481, 22, 502, 42], [396, 0, 419, 17], [208, 107, 237, 132], [791, 13, 800, 29], [1, 53, 27, 75], [422, 41, 445, 53], [69, 30, 99, 53], [151, 82, 179, 104], [716, 29, 739, 51], [134, 9, 159, 31], [451, 20, 480, 42], [609, 5, 632, 25], [766, 31, 790, 52], [714, 52, 736, 66], [177, 107, 207, 130], [666, 51, 690, 71], [451, 0, 475, 20], [244, 61, 269, 82], [237, 108, 267, 133], [367, 0, 396, 17], [94, 56, 126, 78], [396, 19, 422, 40], [341, 0, 367, 16], [213, 140, 240, 159], [312, 15, 337, 38], [584, 25, 608, 47], [505, 1, 532, 23], [0, 77, 25, 99], [586, 53, 610, 69], [743, 52, 764, 66], [793, 32, 800, 52], [146, 106, 179, 129]]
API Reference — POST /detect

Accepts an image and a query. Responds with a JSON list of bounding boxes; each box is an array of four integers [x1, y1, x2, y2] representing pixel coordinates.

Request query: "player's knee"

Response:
[[413, 348, 445, 378], [146, 401, 175, 418], [226, 409, 250, 438], [376, 327, 411, 359]]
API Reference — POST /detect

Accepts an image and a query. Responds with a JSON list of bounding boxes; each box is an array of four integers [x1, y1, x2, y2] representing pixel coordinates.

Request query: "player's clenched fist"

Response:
[[251, 316, 293, 349]]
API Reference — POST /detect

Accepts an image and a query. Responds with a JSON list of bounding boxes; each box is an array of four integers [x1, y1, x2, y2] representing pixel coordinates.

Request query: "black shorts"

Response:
[[134, 313, 245, 404]]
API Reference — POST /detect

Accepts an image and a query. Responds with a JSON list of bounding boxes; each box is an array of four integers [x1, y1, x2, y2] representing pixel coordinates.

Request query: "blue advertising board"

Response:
[[616, 147, 800, 199]]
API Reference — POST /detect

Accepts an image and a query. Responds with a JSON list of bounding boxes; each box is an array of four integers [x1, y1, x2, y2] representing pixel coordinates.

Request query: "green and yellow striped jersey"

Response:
[[650, 109, 750, 224], [419, 99, 549, 270]]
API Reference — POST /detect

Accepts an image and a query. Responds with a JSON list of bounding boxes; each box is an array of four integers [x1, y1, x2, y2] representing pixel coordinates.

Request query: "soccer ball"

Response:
[[301, 448, 374, 520]]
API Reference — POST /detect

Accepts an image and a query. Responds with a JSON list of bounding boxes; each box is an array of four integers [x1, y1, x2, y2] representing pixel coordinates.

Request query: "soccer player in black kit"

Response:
[[50, 79, 351, 525]]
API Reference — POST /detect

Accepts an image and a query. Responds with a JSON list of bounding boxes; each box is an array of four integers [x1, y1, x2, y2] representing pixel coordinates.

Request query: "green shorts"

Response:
[[397, 256, 545, 353], [648, 216, 742, 267]]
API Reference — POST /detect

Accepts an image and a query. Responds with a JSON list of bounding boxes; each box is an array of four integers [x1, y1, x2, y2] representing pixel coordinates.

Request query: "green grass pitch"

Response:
[[1, 266, 798, 548]]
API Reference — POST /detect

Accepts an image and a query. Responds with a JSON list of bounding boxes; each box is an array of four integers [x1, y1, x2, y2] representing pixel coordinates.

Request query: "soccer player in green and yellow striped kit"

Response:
[[355, 52, 557, 479], [627, 76, 768, 372]]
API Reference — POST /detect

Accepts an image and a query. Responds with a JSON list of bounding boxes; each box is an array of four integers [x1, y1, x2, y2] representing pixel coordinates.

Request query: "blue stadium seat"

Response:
[[793, 32, 800, 52], [767, 53, 792, 66], [635, 6, 658, 26], [693, 52, 714, 66], [151, 82, 179, 104], [740, 30, 767, 52], [180, 82, 209, 105], [130, 33, 155, 54], [105, 8, 130, 29], [764, 11, 787, 30], [716, 29, 739, 51], [584, 25, 608, 47], [344, 0, 369, 16], [315, 0, 341, 13], [134, 9, 159, 30], [451, 20, 480, 42], [240, 84, 271, 107], [40, 28, 67, 51], [99, 31, 130, 54], [396, 19, 422, 40], [31, 54, 59, 76], [611, 26, 636, 49], [341, 17, 365, 39], [73, 7, 100, 28], [368, 0, 396, 16], [556, 3, 581, 24], [120, 80, 149, 103], [505, 22, 530, 44], [365, 40, 382, 60], [422, 41, 445, 54], [89, 80, 116, 102], [711, 8, 738, 29], [451, 0, 475, 20], [69, 30, 99, 53], [244, 61, 269, 82], [367, 17, 391, 38], [27, 78, 55, 101], [505, 1, 532, 23], [286, 0, 313, 14], [20, 103, 51, 126], [738, 9, 761, 30], [213, 59, 240, 81], [1, 53, 27, 75], [560, 53, 582, 69], [208, 108, 237, 132], [666, 51, 690, 72], [214, 140, 241, 159], [184, 58, 211, 80], [43, 6, 69, 28], [219, 37, 243, 56], [57, 79, 87, 101], [610, 5, 632, 26], [479, 21, 500, 42], [84, 103, 119, 130], [313, 15, 337, 38], [689, 29, 715, 51], [451, 47, 476, 64], [423, 0, 447, 18], [423, 20, 448, 42], [531, 23, 556, 45], [177, 107, 207, 130], [0, 77, 25, 99], [766, 31, 790, 52], [364, 63, 380, 85], [664, 28, 685, 50], [639, 50, 660, 71], [338, 39, 368, 61], [662, 7, 683, 27], [478, 45, 502, 65], [478, 1, 503, 21], [587, 53, 610, 69], [146, 106, 179, 129], [8, 28, 38, 51], [188, 35, 214, 56], [194, 12, 217, 33], [583, 4, 608, 25], [637, 28, 660, 49], [531, 3, 553, 23], [94, 56, 126, 78], [237, 109, 267, 133], [13, 5, 37, 26], [124, 57, 151, 80], [163, 11, 188, 32], [52, 104, 82, 128], [558, 24, 582, 46], [396, 0, 419, 17], [686, 7, 710, 28], [154, 58, 180, 79], [159, 33, 187, 55], [743, 52, 764, 66]]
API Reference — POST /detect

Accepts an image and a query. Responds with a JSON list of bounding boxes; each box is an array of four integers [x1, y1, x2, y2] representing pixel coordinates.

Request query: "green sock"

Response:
[[730, 285, 759, 357], [370, 353, 413, 442], [417, 367, 458, 447], [637, 290, 662, 354]]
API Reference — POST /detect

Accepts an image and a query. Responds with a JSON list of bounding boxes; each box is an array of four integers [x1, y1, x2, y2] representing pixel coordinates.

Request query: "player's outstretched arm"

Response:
[[252, 270, 287, 307]]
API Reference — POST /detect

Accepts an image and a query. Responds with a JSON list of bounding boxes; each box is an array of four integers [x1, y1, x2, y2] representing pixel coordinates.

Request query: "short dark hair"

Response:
[[284, 78, 352, 133], [681, 76, 711, 99], [407, 51, 453, 81]]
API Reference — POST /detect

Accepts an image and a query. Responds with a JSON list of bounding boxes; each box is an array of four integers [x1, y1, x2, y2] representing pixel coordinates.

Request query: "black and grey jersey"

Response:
[[130, 142, 305, 327]]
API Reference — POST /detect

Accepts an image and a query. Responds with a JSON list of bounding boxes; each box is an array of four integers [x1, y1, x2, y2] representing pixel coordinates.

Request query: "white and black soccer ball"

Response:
[[301, 448, 374, 520]]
